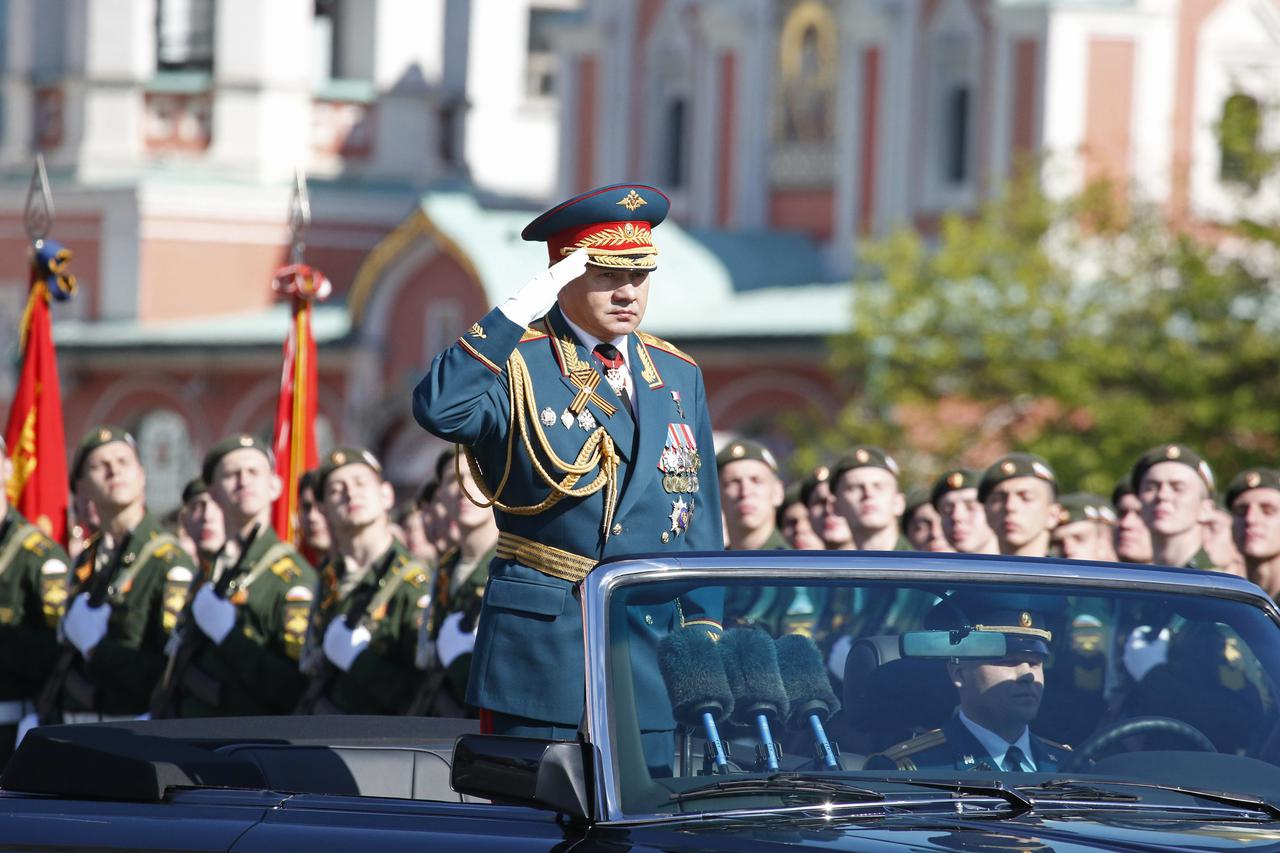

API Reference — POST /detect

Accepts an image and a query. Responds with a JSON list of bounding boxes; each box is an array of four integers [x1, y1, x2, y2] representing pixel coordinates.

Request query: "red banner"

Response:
[[270, 265, 329, 544], [4, 248, 71, 545]]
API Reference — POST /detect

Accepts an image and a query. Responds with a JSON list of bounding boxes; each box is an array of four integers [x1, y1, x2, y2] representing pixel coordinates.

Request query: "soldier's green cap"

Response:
[[977, 452, 1057, 503], [782, 481, 805, 507], [925, 591, 1062, 657], [1129, 443, 1215, 496], [799, 464, 832, 506], [181, 477, 208, 505], [1225, 468, 1280, 509], [831, 445, 900, 484], [201, 433, 274, 484], [1111, 478, 1135, 509], [930, 468, 982, 509], [298, 468, 321, 497], [900, 487, 933, 535], [70, 425, 137, 486], [314, 446, 383, 492], [716, 439, 779, 474], [1057, 492, 1117, 527]]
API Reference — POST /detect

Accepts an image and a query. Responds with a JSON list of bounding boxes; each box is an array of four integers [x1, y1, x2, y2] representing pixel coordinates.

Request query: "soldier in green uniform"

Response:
[[1050, 493, 1117, 561], [414, 449, 500, 716], [50, 426, 195, 724], [719, 440, 786, 551], [831, 446, 908, 551], [0, 437, 71, 761], [177, 434, 317, 716], [1111, 480, 1153, 564], [296, 469, 332, 569], [777, 483, 823, 549], [802, 465, 853, 550], [296, 447, 429, 715], [177, 477, 223, 577], [932, 468, 999, 554], [1130, 444, 1217, 570], [1226, 468, 1280, 600], [979, 453, 1060, 558], [901, 487, 951, 552]]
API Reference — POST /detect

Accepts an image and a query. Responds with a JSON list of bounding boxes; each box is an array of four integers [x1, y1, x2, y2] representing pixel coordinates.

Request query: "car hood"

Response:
[[618, 811, 1280, 851]]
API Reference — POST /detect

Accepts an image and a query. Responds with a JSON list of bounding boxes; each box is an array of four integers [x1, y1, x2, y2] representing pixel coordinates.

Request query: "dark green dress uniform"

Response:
[[306, 540, 431, 715], [0, 509, 70, 760], [865, 714, 1069, 772], [64, 512, 194, 717], [425, 543, 497, 711], [178, 528, 316, 717], [412, 184, 724, 741]]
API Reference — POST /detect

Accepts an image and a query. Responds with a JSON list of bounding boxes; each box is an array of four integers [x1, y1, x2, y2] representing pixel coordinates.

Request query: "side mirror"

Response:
[[451, 735, 593, 821], [900, 630, 1008, 659]]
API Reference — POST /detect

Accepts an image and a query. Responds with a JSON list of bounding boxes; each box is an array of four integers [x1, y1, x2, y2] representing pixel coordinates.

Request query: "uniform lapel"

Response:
[[612, 333, 664, 523], [542, 307, 635, 461], [944, 715, 1000, 771]]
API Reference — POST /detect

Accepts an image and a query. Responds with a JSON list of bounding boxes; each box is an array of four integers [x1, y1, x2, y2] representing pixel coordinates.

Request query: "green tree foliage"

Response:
[[800, 170, 1280, 494]]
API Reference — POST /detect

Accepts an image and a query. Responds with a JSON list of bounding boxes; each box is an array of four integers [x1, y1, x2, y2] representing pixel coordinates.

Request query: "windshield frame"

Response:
[[580, 550, 1280, 824]]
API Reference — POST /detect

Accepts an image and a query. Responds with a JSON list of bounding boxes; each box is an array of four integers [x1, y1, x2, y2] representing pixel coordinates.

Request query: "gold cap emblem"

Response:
[[332, 451, 347, 465], [1166, 445, 1181, 459], [1020, 611, 1033, 628], [238, 435, 254, 447], [947, 472, 964, 489], [1247, 471, 1262, 488], [815, 466, 830, 482], [616, 190, 647, 212], [855, 448, 869, 463], [97, 428, 111, 442], [1001, 461, 1016, 475], [731, 444, 745, 458]]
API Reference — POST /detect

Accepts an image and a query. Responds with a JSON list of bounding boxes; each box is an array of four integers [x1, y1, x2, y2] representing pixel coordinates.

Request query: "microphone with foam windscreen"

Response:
[[775, 634, 842, 769], [658, 626, 734, 772], [719, 628, 790, 772]]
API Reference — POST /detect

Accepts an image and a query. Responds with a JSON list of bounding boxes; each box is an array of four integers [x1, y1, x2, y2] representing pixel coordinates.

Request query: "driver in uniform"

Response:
[[866, 593, 1070, 772]]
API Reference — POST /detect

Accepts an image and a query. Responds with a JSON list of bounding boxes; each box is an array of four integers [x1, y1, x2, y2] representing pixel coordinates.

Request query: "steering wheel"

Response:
[[1058, 715, 1217, 773]]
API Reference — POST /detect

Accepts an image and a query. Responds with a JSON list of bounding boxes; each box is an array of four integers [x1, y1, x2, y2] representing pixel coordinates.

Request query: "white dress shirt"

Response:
[[957, 709, 1036, 771]]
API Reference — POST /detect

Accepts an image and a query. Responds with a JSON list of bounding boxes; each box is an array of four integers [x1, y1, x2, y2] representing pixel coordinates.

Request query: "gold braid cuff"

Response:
[[495, 532, 596, 583], [458, 348, 621, 539]]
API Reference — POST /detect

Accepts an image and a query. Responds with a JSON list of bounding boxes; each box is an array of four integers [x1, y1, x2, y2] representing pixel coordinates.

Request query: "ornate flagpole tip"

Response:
[[288, 169, 311, 265], [24, 153, 54, 245]]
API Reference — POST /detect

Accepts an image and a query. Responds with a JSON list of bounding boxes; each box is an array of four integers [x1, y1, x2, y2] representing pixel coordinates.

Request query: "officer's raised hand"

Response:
[[62, 592, 110, 656], [192, 584, 236, 644], [498, 247, 589, 326]]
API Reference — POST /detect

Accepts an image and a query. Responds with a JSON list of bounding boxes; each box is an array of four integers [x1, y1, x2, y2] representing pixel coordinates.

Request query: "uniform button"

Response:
[[612, 523, 623, 536], [644, 614, 653, 625], [661, 532, 670, 544]]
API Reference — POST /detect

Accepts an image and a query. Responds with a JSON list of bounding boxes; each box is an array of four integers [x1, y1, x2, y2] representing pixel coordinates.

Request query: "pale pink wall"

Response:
[[717, 51, 737, 227], [139, 237, 285, 322], [1170, 0, 1225, 220], [1084, 37, 1135, 187]]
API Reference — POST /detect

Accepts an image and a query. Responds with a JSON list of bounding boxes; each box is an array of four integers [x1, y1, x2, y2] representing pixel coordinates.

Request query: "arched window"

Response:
[[1219, 93, 1263, 191], [136, 409, 197, 514]]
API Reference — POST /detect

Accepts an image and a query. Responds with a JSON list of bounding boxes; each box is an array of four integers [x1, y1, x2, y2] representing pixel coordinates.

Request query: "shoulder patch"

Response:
[[883, 728, 946, 760], [519, 327, 549, 343], [21, 531, 51, 555], [637, 331, 697, 366], [166, 565, 194, 583], [41, 559, 68, 575], [285, 585, 314, 602]]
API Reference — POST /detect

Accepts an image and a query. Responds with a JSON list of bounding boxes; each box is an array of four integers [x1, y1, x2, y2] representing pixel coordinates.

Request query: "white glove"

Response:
[[63, 593, 110, 656], [1123, 625, 1170, 682], [323, 619, 372, 672], [498, 248, 589, 326], [827, 634, 854, 681], [436, 611, 478, 669], [192, 585, 237, 645]]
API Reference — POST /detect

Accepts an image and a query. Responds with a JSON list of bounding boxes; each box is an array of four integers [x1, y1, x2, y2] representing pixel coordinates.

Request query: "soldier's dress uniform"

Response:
[[63, 511, 194, 720], [304, 538, 431, 715], [413, 184, 723, 749], [0, 509, 70, 760], [865, 714, 1068, 772], [178, 524, 316, 717], [418, 542, 498, 714]]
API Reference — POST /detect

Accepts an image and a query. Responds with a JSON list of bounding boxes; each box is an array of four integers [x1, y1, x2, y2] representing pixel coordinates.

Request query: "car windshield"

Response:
[[603, 566, 1280, 817]]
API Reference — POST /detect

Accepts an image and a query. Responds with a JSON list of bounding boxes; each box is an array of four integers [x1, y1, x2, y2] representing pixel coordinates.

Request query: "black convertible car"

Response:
[[7, 552, 1280, 851]]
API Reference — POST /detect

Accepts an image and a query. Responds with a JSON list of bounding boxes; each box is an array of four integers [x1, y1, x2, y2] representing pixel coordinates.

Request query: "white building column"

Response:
[[75, 0, 155, 181], [0, 0, 36, 168]]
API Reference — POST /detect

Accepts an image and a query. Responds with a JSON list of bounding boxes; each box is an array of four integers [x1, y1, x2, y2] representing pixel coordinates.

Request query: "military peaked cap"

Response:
[[522, 183, 670, 271]]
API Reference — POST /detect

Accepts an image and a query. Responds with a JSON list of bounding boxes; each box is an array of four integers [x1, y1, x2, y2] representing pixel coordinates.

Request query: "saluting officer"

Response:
[[177, 435, 317, 716], [413, 183, 723, 759], [979, 453, 1060, 558], [0, 437, 71, 762], [1226, 468, 1280, 599], [1130, 444, 1218, 570], [830, 446, 908, 551], [300, 448, 430, 715], [51, 426, 195, 723], [931, 468, 999, 555]]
